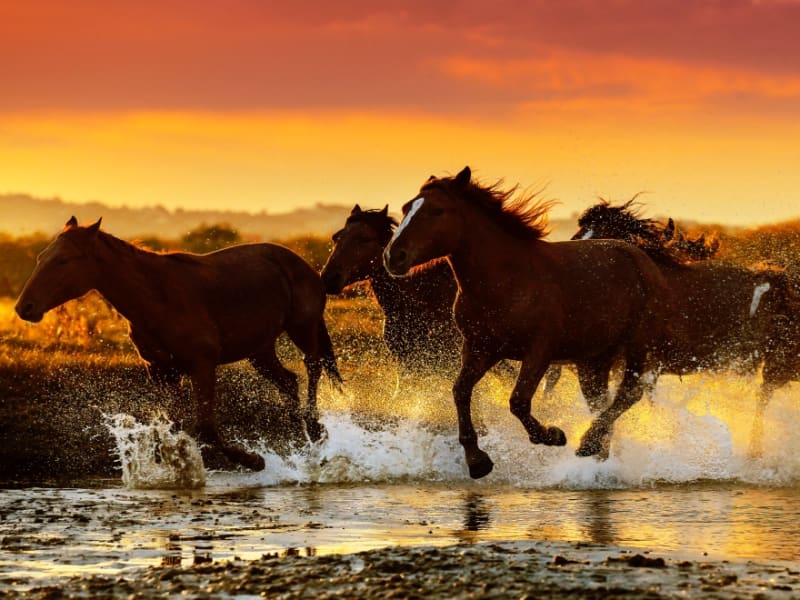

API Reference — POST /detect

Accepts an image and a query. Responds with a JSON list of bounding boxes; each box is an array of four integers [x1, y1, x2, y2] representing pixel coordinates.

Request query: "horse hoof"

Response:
[[545, 426, 567, 446], [576, 437, 602, 457], [305, 419, 327, 444], [244, 453, 266, 471], [529, 426, 567, 447], [467, 454, 494, 479], [222, 445, 265, 471]]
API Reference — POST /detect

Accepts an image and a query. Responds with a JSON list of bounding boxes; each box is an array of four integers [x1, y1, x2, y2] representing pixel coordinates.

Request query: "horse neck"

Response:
[[448, 213, 538, 295], [368, 264, 410, 316], [92, 234, 166, 326]]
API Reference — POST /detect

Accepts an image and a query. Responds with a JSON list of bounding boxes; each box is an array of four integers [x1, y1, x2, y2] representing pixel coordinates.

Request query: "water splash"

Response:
[[105, 413, 206, 489], [214, 370, 800, 490]]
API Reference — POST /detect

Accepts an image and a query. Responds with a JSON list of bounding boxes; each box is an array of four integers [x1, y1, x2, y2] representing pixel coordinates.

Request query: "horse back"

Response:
[[454, 239, 667, 361]]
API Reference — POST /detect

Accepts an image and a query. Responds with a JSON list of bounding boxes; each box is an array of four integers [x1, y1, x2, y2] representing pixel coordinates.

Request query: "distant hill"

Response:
[[0, 193, 582, 240], [0, 194, 354, 240]]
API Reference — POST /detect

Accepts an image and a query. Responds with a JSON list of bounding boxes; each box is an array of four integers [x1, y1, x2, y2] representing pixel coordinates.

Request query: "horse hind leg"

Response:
[[576, 358, 650, 459], [575, 359, 613, 414], [249, 347, 306, 440], [284, 318, 333, 443]]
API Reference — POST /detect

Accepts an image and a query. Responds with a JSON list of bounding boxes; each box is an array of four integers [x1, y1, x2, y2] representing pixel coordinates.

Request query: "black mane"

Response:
[[577, 199, 720, 264]]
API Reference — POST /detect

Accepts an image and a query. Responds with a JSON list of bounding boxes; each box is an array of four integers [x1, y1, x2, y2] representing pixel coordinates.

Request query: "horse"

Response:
[[383, 166, 670, 478], [321, 204, 462, 377], [15, 217, 342, 471], [571, 200, 800, 457]]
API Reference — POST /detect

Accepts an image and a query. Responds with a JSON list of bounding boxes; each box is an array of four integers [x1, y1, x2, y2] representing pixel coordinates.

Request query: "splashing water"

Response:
[[105, 370, 800, 491], [105, 413, 206, 489], [211, 371, 799, 489]]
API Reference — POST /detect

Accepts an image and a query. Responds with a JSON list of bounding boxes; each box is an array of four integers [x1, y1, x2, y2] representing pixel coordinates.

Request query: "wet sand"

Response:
[[7, 541, 798, 599]]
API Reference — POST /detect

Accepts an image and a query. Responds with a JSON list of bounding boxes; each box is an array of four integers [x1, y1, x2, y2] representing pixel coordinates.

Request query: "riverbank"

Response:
[[7, 541, 798, 599]]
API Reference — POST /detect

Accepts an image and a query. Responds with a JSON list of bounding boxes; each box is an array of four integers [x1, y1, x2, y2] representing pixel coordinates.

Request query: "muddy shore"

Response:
[[5, 541, 797, 599]]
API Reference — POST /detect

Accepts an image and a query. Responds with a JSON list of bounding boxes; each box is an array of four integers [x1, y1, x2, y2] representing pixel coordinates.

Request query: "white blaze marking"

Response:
[[390, 197, 425, 244], [750, 283, 770, 317], [581, 228, 594, 240]]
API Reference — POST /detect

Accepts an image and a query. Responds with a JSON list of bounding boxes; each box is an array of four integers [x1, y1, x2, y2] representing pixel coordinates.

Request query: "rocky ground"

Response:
[[5, 541, 798, 599]]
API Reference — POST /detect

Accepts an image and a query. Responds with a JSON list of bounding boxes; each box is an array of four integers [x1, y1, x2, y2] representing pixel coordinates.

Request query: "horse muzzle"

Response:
[[15, 301, 44, 323], [383, 245, 411, 277]]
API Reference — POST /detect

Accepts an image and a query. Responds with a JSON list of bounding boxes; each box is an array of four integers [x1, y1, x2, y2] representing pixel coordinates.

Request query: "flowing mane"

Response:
[[421, 174, 554, 240], [576, 198, 720, 265]]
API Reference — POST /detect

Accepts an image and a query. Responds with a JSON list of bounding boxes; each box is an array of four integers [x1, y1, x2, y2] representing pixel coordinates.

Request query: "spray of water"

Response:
[[105, 413, 206, 489], [106, 369, 800, 490]]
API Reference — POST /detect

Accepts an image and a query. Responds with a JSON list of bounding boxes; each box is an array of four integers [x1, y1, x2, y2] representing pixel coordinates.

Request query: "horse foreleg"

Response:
[[454, 349, 498, 479], [576, 362, 650, 458], [748, 382, 777, 459], [191, 363, 265, 472], [510, 356, 567, 447]]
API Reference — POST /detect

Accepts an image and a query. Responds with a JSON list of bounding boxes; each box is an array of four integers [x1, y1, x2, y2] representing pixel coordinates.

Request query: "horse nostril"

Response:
[[16, 302, 33, 319]]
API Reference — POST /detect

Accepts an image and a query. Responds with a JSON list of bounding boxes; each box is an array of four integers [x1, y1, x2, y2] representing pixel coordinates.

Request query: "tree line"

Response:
[[2, 219, 799, 299], [0, 223, 333, 299]]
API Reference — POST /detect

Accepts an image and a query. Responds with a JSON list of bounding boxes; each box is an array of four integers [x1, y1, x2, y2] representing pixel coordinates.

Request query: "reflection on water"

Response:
[[5, 481, 800, 591]]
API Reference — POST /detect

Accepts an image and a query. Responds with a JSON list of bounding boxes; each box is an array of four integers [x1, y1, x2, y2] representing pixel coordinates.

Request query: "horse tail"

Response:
[[318, 318, 344, 388]]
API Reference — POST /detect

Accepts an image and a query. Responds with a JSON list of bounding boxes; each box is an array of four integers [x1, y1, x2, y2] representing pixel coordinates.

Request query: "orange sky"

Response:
[[2, 0, 800, 226]]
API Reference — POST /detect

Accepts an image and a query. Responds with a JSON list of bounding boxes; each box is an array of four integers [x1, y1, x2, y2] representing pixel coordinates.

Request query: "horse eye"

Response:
[[430, 206, 444, 217]]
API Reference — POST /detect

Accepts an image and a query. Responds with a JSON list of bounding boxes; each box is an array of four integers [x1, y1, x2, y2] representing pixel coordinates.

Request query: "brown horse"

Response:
[[15, 217, 342, 471], [321, 204, 462, 376], [572, 200, 800, 457], [384, 166, 670, 478]]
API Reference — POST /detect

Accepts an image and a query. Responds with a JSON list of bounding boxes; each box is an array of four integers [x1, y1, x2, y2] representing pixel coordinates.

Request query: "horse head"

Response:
[[321, 204, 397, 293], [15, 216, 103, 322], [384, 166, 472, 276]]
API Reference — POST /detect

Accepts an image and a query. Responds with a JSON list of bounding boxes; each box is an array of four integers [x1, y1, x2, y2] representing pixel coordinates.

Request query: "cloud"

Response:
[[1, 0, 800, 117]]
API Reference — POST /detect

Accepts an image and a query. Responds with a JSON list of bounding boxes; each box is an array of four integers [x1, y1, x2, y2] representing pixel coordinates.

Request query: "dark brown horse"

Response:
[[384, 167, 670, 478], [321, 204, 462, 376], [15, 217, 342, 471], [572, 201, 800, 457]]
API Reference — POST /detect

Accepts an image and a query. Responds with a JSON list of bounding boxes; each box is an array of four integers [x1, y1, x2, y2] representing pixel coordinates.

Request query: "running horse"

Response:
[[321, 205, 462, 376], [383, 167, 670, 478], [573, 200, 800, 457], [15, 217, 342, 471]]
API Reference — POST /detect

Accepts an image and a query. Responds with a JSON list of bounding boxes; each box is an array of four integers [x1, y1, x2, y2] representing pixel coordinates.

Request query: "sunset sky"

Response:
[[2, 0, 800, 226]]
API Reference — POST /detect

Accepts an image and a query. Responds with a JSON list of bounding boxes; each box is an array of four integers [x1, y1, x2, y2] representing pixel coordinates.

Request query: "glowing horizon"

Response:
[[2, 1, 800, 226]]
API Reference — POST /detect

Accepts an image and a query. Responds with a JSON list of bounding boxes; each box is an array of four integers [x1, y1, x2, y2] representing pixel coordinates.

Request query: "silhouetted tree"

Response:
[[181, 223, 241, 254]]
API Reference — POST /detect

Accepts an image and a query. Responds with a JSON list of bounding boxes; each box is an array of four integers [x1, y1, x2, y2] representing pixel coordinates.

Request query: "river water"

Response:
[[2, 372, 800, 591]]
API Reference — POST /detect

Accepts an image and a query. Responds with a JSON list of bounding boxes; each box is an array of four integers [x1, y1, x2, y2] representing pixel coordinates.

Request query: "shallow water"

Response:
[[2, 371, 800, 590]]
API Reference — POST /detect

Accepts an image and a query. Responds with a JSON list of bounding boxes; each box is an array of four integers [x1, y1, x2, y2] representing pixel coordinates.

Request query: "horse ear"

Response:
[[65, 216, 78, 228], [87, 218, 102, 235], [380, 205, 389, 216], [455, 166, 471, 186], [351, 204, 362, 215]]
